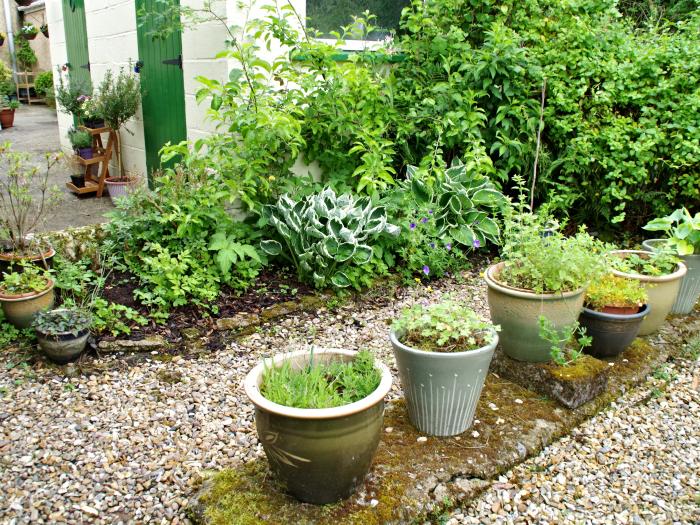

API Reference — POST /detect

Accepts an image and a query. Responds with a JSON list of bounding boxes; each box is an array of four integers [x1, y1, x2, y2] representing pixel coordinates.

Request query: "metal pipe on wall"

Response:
[[2, 0, 18, 82]]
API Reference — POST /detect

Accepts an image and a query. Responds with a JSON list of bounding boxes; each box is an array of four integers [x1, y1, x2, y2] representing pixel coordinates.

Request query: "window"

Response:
[[306, 0, 411, 42]]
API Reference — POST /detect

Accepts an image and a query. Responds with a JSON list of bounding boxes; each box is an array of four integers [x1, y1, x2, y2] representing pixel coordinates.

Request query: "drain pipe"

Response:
[[2, 0, 18, 82]]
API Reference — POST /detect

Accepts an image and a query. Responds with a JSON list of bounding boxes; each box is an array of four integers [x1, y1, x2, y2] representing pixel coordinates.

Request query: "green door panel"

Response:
[[135, 0, 187, 180], [62, 0, 91, 125]]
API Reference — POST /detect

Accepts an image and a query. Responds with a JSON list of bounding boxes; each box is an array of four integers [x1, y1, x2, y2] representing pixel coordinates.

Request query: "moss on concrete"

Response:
[[548, 354, 608, 382]]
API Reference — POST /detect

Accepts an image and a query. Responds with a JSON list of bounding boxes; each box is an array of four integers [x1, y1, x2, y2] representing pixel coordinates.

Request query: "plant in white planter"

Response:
[[643, 208, 700, 314], [244, 348, 392, 504], [390, 299, 498, 436], [33, 308, 91, 364]]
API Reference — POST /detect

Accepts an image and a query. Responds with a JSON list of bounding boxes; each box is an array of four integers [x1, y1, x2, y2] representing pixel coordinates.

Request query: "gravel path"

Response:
[[1, 265, 698, 524], [448, 356, 700, 525]]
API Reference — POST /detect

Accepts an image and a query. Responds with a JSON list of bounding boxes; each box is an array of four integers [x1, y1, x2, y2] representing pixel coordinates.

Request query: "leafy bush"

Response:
[[14, 37, 37, 71], [34, 71, 54, 98], [68, 128, 92, 150], [105, 170, 262, 319], [260, 188, 399, 289], [0, 62, 15, 97]]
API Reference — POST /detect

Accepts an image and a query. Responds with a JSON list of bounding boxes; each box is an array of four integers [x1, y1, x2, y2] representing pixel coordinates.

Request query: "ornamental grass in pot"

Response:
[[0, 263, 54, 328], [390, 299, 498, 437], [609, 249, 686, 335], [643, 208, 700, 314], [244, 348, 392, 504], [484, 208, 608, 362], [579, 274, 650, 358], [33, 308, 91, 364]]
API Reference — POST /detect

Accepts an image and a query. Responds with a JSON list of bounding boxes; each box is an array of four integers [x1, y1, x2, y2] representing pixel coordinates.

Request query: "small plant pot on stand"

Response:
[[82, 119, 105, 129], [610, 250, 687, 335], [578, 304, 650, 358], [105, 177, 135, 203], [70, 174, 85, 188], [244, 349, 392, 505], [0, 280, 55, 328], [390, 329, 497, 436], [484, 262, 586, 362], [643, 239, 700, 314]]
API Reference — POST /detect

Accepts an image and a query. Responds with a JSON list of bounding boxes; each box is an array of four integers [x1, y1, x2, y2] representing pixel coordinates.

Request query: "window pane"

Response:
[[307, 0, 411, 40]]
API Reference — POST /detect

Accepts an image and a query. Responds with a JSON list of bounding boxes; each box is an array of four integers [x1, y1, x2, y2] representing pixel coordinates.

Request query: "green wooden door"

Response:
[[62, 0, 91, 116], [135, 0, 187, 179]]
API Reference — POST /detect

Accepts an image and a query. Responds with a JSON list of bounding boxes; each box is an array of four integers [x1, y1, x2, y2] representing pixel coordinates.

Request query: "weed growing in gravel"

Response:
[[681, 336, 700, 360], [261, 350, 381, 409]]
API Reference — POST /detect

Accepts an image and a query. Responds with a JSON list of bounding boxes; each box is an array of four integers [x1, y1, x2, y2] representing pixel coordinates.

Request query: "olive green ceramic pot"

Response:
[[610, 250, 687, 335], [484, 263, 586, 362], [643, 239, 700, 314], [390, 329, 497, 437], [244, 349, 392, 505], [0, 280, 55, 328], [36, 309, 90, 364]]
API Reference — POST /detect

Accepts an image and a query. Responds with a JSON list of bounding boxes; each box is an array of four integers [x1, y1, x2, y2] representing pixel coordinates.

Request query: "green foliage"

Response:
[[610, 250, 679, 277], [104, 170, 262, 318], [94, 66, 140, 131], [33, 308, 91, 337], [393, 298, 497, 353], [89, 298, 148, 336], [643, 208, 700, 255], [0, 263, 51, 295], [19, 24, 38, 37], [260, 188, 399, 289], [14, 36, 37, 71], [0, 62, 15, 96], [0, 96, 19, 110], [68, 128, 92, 149], [34, 71, 54, 98], [538, 316, 591, 367], [306, 0, 409, 37], [260, 349, 382, 409], [584, 274, 647, 311], [54, 70, 91, 118]]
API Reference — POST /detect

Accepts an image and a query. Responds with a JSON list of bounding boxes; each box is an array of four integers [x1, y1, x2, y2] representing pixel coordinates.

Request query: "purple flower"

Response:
[[421, 217, 428, 224], [422, 265, 430, 276], [429, 242, 435, 249], [472, 238, 481, 249], [428, 210, 433, 214], [446, 242, 452, 251], [410, 222, 416, 230]]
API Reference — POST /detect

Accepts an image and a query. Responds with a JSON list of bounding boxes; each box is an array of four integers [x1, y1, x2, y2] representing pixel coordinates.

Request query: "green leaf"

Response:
[[260, 240, 282, 256], [411, 177, 432, 204], [353, 245, 373, 265], [331, 272, 351, 288], [335, 242, 356, 262]]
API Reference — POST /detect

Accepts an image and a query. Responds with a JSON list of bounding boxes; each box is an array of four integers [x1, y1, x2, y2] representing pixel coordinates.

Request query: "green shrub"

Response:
[[34, 71, 54, 98], [14, 37, 37, 71]]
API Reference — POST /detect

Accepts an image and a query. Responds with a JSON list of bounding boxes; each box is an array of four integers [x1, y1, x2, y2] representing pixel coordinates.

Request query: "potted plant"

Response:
[[54, 72, 91, 122], [68, 127, 93, 159], [609, 249, 686, 335], [0, 144, 61, 270], [94, 66, 141, 199], [484, 209, 608, 362], [0, 263, 54, 328], [642, 208, 700, 314], [390, 299, 498, 436], [578, 274, 650, 358], [244, 348, 392, 504], [33, 308, 90, 363], [19, 24, 38, 41], [40, 24, 49, 38], [80, 95, 104, 128], [0, 96, 20, 129], [15, 0, 33, 6]]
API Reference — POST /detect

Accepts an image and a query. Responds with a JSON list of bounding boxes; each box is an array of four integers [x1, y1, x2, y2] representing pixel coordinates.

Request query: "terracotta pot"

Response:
[[643, 239, 700, 314], [244, 348, 392, 504], [599, 305, 641, 315], [0, 244, 56, 272], [0, 108, 15, 129], [579, 304, 650, 358], [390, 329, 497, 436], [484, 262, 586, 362], [609, 250, 687, 335], [0, 280, 55, 328]]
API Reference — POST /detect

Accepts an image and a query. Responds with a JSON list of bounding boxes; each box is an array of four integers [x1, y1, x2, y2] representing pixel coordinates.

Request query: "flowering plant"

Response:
[[80, 95, 103, 122], [19, 24, 38, 37]]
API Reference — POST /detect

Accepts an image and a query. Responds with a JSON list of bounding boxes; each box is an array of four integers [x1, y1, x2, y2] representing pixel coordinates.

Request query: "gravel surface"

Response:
[[448, 357, 700, 525], [1, 265, 698, 524]]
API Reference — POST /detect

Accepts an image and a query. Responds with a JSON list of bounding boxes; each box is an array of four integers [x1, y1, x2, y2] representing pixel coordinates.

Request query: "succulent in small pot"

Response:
[[643, 208, 700, 314], [579, 275, 650, 358], [33, 308, 91, 364], [390, 299, 498, 436], [0, 263, 54, 328], [19, 24, 38, 40], [609, 249, 686, 335], [244, 348, 392, 504]]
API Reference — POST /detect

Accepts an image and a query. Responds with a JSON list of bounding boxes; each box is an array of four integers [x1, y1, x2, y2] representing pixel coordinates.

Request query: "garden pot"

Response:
[[643, 239, 700, 314], [484, 262, 586, 362], [41, 28, 49, 38], [76, 147, 93, 160], [15, 0, 33, 5], [0, 108, 15, 129], [105, 177, 135, 203], [0, 36, 5, 46], [610, 250, 687, 335], [21, 33, 37, 41], [83, 119, 105, 129], [0, 244, 56, 272], [244, 348, 392, 504], [37, 327, 89, 364], [390, 329, 497, 436], [70, 174, 85, 188], [579, 304, 650, 358], [0, 280, 55, 328]]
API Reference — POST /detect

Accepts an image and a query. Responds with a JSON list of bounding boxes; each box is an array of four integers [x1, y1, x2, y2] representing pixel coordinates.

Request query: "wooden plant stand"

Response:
[[65, 126, 116, 197]]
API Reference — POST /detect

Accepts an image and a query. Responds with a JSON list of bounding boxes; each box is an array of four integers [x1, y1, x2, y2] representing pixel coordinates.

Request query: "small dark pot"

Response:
[[37, 326, 89, 364], [0, 36, 5, 46], [83, 119, 105, 129], [76, 147, 93, 160], [15, 0, 33, 5], [22, 32, 37, 41], [70, 174, 85, 187], [41, 28, 49, 38], [579, 304, 650, 358]]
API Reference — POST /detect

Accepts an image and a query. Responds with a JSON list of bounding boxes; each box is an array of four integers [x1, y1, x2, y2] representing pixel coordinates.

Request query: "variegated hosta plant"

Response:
[[261, 188, 400, 288], [407, 159, 507, 247]]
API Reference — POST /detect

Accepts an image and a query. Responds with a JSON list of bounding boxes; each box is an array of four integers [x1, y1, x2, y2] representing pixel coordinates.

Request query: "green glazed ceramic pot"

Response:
[[390, 329, 497, 437], [643, 239, 700, 314], [244, 349, 392, 505], [0, 280, 55, 328], [609, 250, 687, 335], [484, 262, 586, 362]]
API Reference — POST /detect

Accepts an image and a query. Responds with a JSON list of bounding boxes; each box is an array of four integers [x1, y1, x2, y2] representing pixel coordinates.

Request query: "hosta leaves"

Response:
[[331, 272, 351, 288], [353, 245, 373, 265], [260, 240, 282, 256]]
